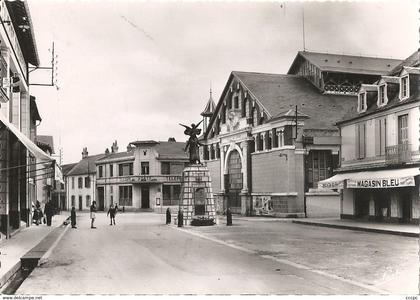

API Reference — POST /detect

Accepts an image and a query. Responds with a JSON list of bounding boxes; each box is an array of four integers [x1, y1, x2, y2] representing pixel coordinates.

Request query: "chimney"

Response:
[[82, 147, 88, 159], [105, 148, 110, 155], [168, 137, 176, 142], [111, 140, 118, 153]]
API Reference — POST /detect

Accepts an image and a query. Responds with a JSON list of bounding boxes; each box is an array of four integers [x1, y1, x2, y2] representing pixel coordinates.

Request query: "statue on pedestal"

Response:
[[180, 120, 203, 164]]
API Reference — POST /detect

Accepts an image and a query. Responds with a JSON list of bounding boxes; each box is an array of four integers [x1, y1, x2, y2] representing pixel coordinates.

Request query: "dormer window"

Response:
[[358, 92, 367, 112], [400, 76, 409, 100], [378, 84, 387, 106]]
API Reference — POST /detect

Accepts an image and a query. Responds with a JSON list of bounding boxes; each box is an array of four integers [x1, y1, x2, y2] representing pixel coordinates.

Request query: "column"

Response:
[[0, 127, 8, 237]]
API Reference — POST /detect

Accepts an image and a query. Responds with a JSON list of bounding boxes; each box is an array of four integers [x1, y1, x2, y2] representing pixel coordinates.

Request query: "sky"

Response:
[[27, 0, 419, 164]]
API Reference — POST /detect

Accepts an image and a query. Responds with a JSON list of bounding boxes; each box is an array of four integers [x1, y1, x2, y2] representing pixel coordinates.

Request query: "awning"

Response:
[[319, 167, 420, 189], [0, 112, 52, 162]]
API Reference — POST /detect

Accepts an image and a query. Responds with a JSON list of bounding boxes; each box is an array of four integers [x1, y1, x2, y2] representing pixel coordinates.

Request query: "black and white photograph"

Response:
[[0, 0, 418, 297]]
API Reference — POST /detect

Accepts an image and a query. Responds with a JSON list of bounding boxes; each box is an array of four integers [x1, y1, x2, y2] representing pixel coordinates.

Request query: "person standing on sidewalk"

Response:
[[44, 201, 54, 226], [71, 206, 77, 229], [107, 204, 116, 225], [90, 201, 97, 229]]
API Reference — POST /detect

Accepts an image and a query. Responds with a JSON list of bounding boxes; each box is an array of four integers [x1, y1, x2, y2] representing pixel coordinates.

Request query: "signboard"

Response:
[[318, 181, 344, 190], [347, 176, 415, 189]]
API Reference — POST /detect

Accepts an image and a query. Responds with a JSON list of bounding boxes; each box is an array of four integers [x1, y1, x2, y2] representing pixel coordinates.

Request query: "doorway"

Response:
[[98, 187, 105, 211], [226, 150, 242, 210], [78, 196, 82, 211], [354, 190, 369, 219], [401, 190, 412, 223], [141, 187, 150, 209]]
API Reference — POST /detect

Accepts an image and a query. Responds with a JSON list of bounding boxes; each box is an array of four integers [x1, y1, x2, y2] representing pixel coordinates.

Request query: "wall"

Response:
[[206, 159, 221, 193], [305, 190, 340, 218], [341, 189, 354, 215], [67, 174, 95, 210]]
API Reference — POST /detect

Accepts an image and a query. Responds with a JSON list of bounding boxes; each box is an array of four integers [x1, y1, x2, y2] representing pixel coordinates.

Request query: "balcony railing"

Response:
[[385, 143, 412, 164]]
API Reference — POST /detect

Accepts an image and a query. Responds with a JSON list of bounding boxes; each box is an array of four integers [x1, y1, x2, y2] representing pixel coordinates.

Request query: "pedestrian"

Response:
[[90, 201, 97, 229], [107, 203, 116, 225], [44, 201, 54, 226], [166, 207, 171, 224], [33, 201, 42, 225], [71, 206, 77, 229], [115, 203, 119, 212]]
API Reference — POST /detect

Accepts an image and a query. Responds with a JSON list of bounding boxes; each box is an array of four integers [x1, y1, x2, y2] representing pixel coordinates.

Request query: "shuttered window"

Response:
[[355, 123, 366, 159], [375, 118, 387, 156]]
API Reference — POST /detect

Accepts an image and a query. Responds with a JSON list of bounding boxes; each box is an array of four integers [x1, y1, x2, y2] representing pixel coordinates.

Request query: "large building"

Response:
[[200, 51, 403, 217], [319, 51, 419, 223], [0, 1, 58, 237], [95, 139, 188, 212]]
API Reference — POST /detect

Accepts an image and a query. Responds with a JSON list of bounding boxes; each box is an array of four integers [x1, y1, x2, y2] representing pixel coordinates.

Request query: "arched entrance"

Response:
[[225, 150, 243, 210]]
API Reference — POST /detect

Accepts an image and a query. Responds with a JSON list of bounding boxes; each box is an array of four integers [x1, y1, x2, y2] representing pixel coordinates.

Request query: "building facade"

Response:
[[320, 51, 420, 223], [200, 51, 403, 217], [95, 140, 188, 212]]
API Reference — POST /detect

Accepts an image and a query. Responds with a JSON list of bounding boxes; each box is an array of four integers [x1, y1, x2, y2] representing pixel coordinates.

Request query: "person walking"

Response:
[[90, 201, 97, 229], [166, 207, 171, 224], [44, 201, 54, 226], [71, 206, 77, 229], [107, 204, 116, 225]]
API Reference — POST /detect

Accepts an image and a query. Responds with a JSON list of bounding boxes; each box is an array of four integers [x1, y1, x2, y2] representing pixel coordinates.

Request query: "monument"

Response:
[[178, 121, 216, 226]]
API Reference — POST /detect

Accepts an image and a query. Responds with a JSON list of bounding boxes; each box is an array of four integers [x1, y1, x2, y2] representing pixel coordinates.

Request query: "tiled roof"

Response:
[[201, 90, 216, 117], [288, 51, 402, 76], [61, 163, 77, 176], [97, 151, 134, 162], [389, 50, 419, 75], [233, 71, 357, 130], [36, 135, 54, 154], [156, 141, 188, 159], [67, 154, 106, 176]]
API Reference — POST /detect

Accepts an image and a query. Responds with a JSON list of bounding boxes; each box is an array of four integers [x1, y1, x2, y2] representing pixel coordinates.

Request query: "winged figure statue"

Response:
[[180, 120, 203, 164]]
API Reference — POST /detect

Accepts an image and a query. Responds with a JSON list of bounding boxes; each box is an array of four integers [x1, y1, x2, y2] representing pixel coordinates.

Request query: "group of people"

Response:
[[70, 201, 119, 229], [32, 200, 55, 226]]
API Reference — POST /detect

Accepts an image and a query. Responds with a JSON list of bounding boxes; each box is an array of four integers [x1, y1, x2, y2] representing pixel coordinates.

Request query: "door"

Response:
[[141, 187, 150, 209], [354, 190, 369, 219], [401, 190, 412, 223], [226, 150, 242, 210], [78, 196, 82, 211], [97, 187, 105, 211]]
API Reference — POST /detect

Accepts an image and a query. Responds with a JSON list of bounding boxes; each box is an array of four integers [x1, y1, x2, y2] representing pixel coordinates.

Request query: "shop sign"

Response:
[[318, 181, 344, 190], [347, 176, 415, 188]]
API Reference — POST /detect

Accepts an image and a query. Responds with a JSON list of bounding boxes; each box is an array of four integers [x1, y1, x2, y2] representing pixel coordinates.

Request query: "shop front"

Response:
[[319, 167, 420, 224]]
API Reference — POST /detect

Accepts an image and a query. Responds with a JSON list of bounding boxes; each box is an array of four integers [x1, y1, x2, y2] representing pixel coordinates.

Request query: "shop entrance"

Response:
[[141, 187, 150, 209], [374, 190, 390, 221], [354, 190, 369, 219], [401, 190, 412, 223]]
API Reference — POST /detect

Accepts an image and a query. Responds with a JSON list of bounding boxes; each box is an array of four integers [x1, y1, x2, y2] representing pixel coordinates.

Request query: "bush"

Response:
[[191, 217, 215, 226]]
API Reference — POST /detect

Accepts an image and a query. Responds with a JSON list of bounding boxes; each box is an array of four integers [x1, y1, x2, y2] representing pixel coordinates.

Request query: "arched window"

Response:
[[210, 145, 215, 160], [221, 106, 226, 124], [242, 97, 247, 117], [253, 107, 258, 127]]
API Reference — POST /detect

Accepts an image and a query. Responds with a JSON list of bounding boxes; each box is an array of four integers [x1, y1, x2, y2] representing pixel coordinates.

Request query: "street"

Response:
[[16, 212, 418, 295]]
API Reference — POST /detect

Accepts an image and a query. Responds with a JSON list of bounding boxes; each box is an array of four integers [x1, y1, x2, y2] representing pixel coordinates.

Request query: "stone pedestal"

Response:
[[178, 164, 216, 226]]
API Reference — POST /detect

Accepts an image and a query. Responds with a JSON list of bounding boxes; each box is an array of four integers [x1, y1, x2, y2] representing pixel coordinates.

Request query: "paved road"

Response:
[[16, 213, 416, 295]]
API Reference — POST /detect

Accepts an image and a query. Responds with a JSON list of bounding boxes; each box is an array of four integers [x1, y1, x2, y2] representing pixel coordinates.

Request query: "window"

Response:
[[161, 162, 170, 175], [71, 195, 75, 207], [266, 131, 272, 150], [252, 108, 258, 127], [109, 164, 113, 177], [141, 162, 149, 175], [203, 146, 209, 160], [60, 183, 64, 190], [119, 163, 133, 176], [306, 150, 333, 189], [228, 96, 232, 109], [221, 106, 226, 124], [71, 177, 74, 189], [98, 166, 103, 178], [358, 92, 367, 112], [86, 195, 91, 207], [378, 84, 387, 106], [78, 177, 83, 189], [85, 176, 91, 188], [242, 98, 247, 117], [210, 145, 215, 159], [398, 114, 409, 144], [110, 186, 113, 194], [355, 123, 366, 159], [119, 186, 132, 206], [272, 128, 278, 148], [400, 76, 409, 100], [234, 96, 239, 109], [216, 144, 220, 159], [283, 125, 294, 146], [375, 118, 387, 156], [162, 184, 181, 206]]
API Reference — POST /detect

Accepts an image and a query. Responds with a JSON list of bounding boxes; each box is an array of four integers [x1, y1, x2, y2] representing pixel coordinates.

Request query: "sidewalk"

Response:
[[292, 218, 419, 237], [0, 213, 69, 289]]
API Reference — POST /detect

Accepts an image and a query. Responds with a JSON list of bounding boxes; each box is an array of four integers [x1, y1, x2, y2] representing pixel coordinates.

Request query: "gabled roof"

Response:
[[62, 163, 77, 176], [97, 151, 134, 163], [288, 51, 402, 76], [67, 154, 106, 176], [229, 71, 357, 130], [389, 50, 419, 75], [155, 141, 187, 160], [5, 1, 39, 66], [36, 135, 54, 154]]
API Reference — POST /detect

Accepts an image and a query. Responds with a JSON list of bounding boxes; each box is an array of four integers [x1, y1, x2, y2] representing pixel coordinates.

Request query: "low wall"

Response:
[[305, 189, 340, 218]]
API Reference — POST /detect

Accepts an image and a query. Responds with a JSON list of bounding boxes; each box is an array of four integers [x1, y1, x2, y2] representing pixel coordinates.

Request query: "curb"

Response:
[[292, 220, 419, 238]]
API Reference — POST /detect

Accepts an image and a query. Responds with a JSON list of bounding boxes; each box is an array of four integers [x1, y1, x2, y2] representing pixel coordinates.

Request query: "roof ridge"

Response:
[[299, 50, 403, 61], [232, 71, 298, 77]]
